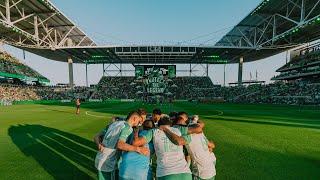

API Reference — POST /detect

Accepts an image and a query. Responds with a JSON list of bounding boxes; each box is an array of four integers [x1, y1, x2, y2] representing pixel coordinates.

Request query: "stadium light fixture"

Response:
[[251, 0, 271, 15], [275, 15, 320, 41], [38, 0, 61, 15], [203, 55, 220, 59], [91, 55, 109, 59]]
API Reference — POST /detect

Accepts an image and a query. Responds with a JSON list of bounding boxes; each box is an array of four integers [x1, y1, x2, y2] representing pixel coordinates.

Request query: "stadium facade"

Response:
[[0, 0, 320, 105], [1, 0, 320, 85]]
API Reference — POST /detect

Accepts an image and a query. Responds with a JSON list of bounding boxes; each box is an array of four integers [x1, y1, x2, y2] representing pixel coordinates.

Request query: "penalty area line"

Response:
[[85, 111, 105, 118]]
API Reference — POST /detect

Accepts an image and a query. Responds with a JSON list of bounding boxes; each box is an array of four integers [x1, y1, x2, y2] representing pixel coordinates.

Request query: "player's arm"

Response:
[[132, 136, 148, 147], [117, 126, 149, 156], [187, 120, 205, 134], [208, 140, 215, 152], [93, 131, 105, 152], [132, 129, 152, 147], [161, 127, 187, 146], [117, 140, 149, 156]]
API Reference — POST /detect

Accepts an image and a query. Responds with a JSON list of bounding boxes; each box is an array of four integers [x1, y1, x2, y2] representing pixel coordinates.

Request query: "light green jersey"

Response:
[[187, 133, 216, 179], [95, 121, 132, 172], [143, 127, 191, 177]]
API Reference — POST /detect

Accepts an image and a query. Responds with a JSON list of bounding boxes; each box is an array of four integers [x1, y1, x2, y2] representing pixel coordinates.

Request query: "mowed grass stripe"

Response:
[[0, 102, 319, 180]]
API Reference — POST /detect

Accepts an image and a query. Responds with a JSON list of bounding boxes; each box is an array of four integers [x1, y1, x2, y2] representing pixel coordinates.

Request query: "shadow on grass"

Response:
[[204, 116, 320, 130], [8, 124, 97, 180]]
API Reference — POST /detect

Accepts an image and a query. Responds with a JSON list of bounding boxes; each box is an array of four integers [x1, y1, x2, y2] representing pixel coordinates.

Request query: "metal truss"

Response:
[[216, 0, 320, 48], [102, 63, 134, 77], [175, 64, 208, 77], [113, 46, 197, 64], [0, 0, 96, 49]]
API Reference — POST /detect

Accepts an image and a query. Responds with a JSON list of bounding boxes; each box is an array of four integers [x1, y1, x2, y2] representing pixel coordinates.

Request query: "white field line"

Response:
[[85, 111, 105, 118]]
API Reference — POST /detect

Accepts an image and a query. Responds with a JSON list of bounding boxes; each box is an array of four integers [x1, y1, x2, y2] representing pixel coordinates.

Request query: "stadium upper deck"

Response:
[[216, 0, 320, 48], [1, 0, 320, 64], [0, 0, 95, 49]]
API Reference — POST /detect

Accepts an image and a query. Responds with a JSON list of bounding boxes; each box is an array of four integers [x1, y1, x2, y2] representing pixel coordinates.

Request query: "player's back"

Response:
[[187, 133, 216, 179], [119, 130, 154, 180], [152, 127, 190, 177], [95, 121, 126, 172], [102, 121, 126, 148]]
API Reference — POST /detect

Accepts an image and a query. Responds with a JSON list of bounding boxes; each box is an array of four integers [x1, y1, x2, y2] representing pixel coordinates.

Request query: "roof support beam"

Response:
[[0, 9, 6, 20], [5, 0, 10, 23], [217, 0, 320, 49], [0, 0, 95, 48], [300, 0, 305, 22], [57, 26, 75, 47], [275, 13, 299, 25], [12, 13, 34, 24], [9, 0, 22, 8], [305, 0, 320, 20]]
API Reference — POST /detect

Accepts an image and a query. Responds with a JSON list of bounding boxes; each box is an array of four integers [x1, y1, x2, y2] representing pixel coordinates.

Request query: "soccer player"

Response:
[[173, 112, 204, 134], [111, 108, 147, 124], [162, 117, 217, 180], [169, 111, 178, 122], [119, 120, 155, 180], [151, 108, 162, 125], [133, 115, 192, 180], [75, 98, 80, 114], [137, 108, 148, 125], [171, 112, 204, 168], [94, 111, 149, 180]]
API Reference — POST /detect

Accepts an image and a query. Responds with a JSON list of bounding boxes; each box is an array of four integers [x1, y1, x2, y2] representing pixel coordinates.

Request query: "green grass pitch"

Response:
[[0, 101, 319, 180]]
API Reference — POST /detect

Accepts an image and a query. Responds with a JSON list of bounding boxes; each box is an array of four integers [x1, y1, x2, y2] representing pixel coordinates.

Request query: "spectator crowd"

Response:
[[1, 75, 320, 105], [0, 50, 48, 81], [0, 84, 92, 102]]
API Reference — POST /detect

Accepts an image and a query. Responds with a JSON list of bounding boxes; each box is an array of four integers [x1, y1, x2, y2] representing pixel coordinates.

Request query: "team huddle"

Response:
[[94, 109, 216, 180]]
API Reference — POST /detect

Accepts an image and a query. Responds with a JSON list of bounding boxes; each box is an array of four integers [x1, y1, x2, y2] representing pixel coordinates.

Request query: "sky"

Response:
[[2, 0, 289, 86]]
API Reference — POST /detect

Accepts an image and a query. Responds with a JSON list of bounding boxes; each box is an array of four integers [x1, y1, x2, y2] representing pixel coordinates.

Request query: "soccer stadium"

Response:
[[0, 0, 320, 179]]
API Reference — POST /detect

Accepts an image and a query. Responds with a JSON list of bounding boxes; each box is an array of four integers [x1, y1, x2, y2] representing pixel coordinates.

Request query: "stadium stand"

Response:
[[273, 43, 320, 81], [0, 50, 49, 84], [0, 84, 40, 101], [90, 76, 320, 105], [0, 50, 319, 105], [170, 77, 216, 100], [0, 84, 93, 102], [91, 76, 218, 100], [1, 75, 319, 105], [91, 76, 136, 99], [0, 50, 92, 102], [228, 82, 320, 105]]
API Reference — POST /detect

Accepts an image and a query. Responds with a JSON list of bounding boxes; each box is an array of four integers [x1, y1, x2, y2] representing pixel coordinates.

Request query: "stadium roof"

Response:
[[19, 45, 291, 64], [0, 0, 95, 48], [1, 0, 320, 64], [216, 0, 320, 48]]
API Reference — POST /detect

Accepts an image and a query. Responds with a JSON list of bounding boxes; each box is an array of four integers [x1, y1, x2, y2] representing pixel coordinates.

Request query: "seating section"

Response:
[[0, 84, 92, 101], [1, 79, 319, 105], [1, 71, 319, 105], [0, 85, 40, 101], [92, 76, 217, 100], [170, 77, 216, 99], [94, 76, 320, 105], [273, 44, 320, 81], [228, 82, 320, 105], [92, 76, 136, 99], [0, 50, 49, 82]]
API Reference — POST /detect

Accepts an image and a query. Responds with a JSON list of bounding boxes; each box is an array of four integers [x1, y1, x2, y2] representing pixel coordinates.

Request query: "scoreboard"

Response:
[[135, 65, 176, 95], [135, 65, 176, 78]]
